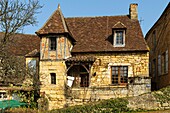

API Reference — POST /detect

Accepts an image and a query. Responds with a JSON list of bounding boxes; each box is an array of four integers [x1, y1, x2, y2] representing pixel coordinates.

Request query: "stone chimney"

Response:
[[129, 3, 138, 20]]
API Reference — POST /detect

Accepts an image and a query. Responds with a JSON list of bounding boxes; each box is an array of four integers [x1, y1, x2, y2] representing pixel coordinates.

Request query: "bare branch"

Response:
[[0, 0, 42, 85]]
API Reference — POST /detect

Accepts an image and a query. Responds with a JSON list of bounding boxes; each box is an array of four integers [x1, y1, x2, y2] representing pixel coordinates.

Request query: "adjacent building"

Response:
[[145, 2, 170, 90]]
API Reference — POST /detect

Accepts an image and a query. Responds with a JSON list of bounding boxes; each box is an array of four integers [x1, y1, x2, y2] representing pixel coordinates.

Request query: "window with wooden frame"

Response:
[[152, 59, 156, 77], [113, 30, 125, 47], [152, 31, 156, 51], [158, 55, 161, 76], [111, 66, 128, 85], [50, 73, 56, 84], [161, 52, 166, 74], [165, 50, 168, 73], [49, 37, 56, 50], [80, 65, 89, 87]]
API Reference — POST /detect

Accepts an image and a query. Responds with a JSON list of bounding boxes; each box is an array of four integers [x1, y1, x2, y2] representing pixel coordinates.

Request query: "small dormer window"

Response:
[[113, 30, 125, 47], [49, 37, 56, 50]]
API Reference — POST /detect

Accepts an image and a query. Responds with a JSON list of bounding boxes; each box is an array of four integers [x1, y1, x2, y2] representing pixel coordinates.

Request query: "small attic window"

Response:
[[113, 30, 125, 47], [112, 21, 126, 47]]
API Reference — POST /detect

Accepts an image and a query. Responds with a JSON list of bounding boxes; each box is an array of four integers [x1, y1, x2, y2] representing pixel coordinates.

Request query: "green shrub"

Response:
[[153, 86, 170, 103], [50, 98, 129, 113]]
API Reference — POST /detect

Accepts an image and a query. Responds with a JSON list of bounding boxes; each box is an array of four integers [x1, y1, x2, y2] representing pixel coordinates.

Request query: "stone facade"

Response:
[[38, 51, 150, 109], [39, 35, 73, 109], [35, 4, 150, 110], [145, 3, 170, 90], [64, 52, 150, 107]]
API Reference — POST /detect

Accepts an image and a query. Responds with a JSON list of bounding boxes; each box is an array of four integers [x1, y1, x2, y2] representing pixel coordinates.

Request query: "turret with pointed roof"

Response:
[[36, 4, 70, 35]]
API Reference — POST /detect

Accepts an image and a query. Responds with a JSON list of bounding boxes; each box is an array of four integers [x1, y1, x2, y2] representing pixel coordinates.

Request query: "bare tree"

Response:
[[0, 0, 42, 85]]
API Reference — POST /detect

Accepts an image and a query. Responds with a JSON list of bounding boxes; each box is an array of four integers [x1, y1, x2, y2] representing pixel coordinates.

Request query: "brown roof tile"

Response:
[[0, 32, 40, 56], [25, 49, 40, 57], [36, 5, 69, 35], [65, 15, 148, 52], [66, 56, 96, 62], [112, 21, 127, 29]]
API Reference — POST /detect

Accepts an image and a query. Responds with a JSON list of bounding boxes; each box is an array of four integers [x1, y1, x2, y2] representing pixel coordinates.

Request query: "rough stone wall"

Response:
[[39, 60, 67, 110], [64, 52, 150, 107], [39, 34, 73, 110], [72, 52, 149, 87], [39, 51, 150, 109], [128, 89, 170, 110]]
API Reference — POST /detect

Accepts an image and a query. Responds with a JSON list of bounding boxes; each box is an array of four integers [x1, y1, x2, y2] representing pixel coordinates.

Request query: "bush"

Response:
[[50, 98, 129, 113], [153, 86, 170, 104], [5, 108, 38, 113]]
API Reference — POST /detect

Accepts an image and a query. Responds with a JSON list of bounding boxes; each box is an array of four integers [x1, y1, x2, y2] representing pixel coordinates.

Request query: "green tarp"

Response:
[[0, 100, 27, 109]]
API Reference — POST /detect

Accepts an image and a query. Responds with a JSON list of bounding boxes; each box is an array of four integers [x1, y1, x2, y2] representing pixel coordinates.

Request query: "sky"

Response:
[[24, 0, 170, 36]]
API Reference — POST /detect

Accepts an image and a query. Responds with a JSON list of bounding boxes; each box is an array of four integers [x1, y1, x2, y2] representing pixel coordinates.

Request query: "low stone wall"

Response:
[[128, 86, 170, 110], [64, 77, 151, 107]]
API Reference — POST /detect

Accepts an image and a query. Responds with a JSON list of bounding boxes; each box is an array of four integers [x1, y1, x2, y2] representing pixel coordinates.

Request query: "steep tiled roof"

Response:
[[65, 15, 148, 52], [36, 5, 69, 35], [0, 32, 40, 56], [36, 5, 148, 53]]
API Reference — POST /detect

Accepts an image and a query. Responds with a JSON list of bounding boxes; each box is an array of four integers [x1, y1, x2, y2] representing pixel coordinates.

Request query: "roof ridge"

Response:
[[0, 32, 37, 36], [65, 15, 129, 19], [35, 8, 58, 34], [58, 4, 68, 32]]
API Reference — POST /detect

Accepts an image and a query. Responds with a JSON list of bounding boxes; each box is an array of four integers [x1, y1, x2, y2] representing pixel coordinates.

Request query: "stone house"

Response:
[[33, 4, 150, 110], [145, 2, 170, 90]]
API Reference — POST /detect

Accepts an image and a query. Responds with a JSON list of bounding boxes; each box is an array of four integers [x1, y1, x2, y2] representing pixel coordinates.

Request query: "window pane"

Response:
[[28, 59, 36, 73], [166, 50, 168, 73], [158, 55, 161, 75], [51, 73, 56, 84], [116, 31, 123, 45], [50, 37, 56, 50], [80, 74, 89, 87], [111, 66, 128, 85], [111, 67, 119, 84]]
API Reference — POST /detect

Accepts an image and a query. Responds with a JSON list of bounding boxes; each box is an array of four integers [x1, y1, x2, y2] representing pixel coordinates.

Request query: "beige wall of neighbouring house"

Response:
[[25, 57, 39, 86]]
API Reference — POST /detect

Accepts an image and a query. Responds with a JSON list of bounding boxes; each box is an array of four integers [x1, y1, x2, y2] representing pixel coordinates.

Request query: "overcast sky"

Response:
[[24, 0, 170, 36]]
